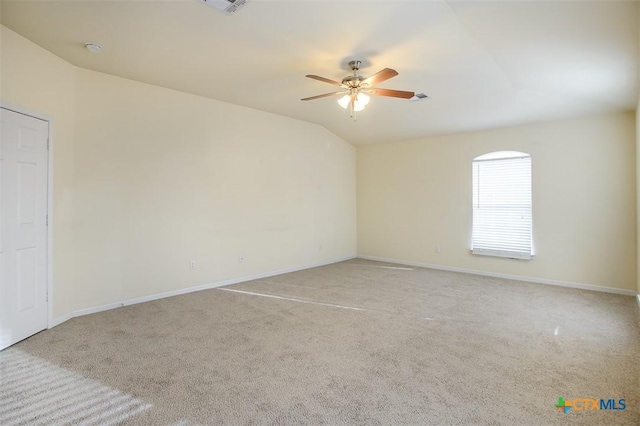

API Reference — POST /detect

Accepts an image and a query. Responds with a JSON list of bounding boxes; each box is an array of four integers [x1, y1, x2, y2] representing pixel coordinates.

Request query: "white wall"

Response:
[[358, 113, 637, 291], [1, 25, 356, 318]]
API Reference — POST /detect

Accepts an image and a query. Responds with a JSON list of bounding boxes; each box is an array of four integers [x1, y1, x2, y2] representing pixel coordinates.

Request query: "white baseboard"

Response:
[[50, 255, 356, 329], [357, 255, 637, 296], [50, 313, 73, 328]]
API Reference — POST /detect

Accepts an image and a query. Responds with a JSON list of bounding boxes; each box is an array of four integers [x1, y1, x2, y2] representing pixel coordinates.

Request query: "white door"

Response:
[[0, 108, 49, 350]]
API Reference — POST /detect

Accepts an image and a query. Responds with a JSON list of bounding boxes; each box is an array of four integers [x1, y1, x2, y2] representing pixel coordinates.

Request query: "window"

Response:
[[472, 151, 533, 260]]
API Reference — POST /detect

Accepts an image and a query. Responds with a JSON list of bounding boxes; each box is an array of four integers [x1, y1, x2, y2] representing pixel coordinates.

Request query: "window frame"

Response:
[[471, 151, 534, 260]]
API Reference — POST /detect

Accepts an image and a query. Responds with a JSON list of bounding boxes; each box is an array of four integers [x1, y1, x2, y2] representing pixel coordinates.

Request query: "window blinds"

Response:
[[472, 154, 533, 260]]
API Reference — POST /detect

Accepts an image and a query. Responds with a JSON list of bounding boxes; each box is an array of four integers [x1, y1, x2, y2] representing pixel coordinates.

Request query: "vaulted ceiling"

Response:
[[2, 0, 638, 145]]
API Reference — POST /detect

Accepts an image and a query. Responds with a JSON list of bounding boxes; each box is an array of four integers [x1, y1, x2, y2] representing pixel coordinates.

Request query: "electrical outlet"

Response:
[[189, 260, 196, 270], [435, 245, 441, 253]]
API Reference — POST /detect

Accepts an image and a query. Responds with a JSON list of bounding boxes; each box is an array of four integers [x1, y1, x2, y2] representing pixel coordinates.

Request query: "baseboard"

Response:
[[357, 255, 637, 296], [50, 255, 356, 329], [50, 313, 73, 328]]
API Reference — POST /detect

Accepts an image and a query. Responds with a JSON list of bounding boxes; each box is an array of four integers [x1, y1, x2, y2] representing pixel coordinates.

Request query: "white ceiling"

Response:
[[1, 0, 638, 145]]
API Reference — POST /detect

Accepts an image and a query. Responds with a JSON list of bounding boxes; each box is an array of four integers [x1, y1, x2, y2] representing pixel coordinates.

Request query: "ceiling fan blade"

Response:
[[362, 68, 398, 86], [301, 91, 345, 101], [370, 88, 415, 99], [305, 75, 343, 87]]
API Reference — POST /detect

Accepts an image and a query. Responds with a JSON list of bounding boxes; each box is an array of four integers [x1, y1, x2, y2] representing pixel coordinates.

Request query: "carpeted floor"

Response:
[[1, 259, 638, 425]]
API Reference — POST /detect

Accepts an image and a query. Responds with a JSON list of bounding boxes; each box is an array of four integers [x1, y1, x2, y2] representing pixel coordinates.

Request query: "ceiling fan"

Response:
[[301, 60, 415, 120]]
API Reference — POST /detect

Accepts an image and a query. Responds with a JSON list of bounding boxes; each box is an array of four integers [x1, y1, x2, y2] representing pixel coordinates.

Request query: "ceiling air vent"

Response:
[[200, 0, 247, 14], [410, 93, 429, 101]]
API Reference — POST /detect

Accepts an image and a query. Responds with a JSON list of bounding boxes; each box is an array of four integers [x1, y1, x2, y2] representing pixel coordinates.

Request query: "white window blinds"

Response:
[[472, 152, 533, 260]]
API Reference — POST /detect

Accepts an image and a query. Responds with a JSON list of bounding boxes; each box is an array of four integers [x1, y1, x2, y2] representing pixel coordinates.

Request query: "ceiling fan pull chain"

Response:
[[350, 94, 358, 121]]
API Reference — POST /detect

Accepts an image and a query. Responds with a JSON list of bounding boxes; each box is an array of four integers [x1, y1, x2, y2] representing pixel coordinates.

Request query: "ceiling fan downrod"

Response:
[[348, 60, 362, 74]]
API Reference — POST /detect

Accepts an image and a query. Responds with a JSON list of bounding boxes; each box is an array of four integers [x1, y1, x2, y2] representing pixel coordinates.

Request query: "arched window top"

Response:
[[474, 151, 530, 161]]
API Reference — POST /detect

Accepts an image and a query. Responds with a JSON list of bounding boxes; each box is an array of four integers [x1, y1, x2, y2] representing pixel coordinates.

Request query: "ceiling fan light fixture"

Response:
[[356, 92, 370, 107], [352, 92, 370, 112], [353, 102, 366, 112], [338, 94, 351, 109]]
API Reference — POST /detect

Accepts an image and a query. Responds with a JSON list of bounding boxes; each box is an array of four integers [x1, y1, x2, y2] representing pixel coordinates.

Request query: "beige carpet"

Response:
[[1, 259, 638, 425]]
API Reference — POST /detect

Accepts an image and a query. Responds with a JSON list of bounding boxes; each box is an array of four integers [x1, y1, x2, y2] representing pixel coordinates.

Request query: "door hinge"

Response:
[[47, 139, 50, 150], [46, 215, 49, 226]]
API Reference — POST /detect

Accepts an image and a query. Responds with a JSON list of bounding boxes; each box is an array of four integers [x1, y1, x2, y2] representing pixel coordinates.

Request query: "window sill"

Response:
[[470, 249, 534, 261]]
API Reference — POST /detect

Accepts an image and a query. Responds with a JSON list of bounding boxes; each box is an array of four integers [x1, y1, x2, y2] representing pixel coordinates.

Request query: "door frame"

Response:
[[1, 101, 54, 330]]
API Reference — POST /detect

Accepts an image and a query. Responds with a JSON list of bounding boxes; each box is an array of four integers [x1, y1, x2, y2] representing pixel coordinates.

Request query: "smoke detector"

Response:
[[200, 0, 247, 14], [84, 42, 102, 53]]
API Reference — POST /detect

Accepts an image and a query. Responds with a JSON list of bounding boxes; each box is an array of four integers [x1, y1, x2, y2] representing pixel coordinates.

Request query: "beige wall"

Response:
[[1, 26, 77, 317], [72, 69, 356, 309], [1, 26, 356, 318], [2, 21, 637, 321], [358, 113, 637, 291]]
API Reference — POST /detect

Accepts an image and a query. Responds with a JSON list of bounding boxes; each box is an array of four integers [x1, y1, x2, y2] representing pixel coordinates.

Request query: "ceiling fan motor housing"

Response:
[[341, 75, 366, 89]]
